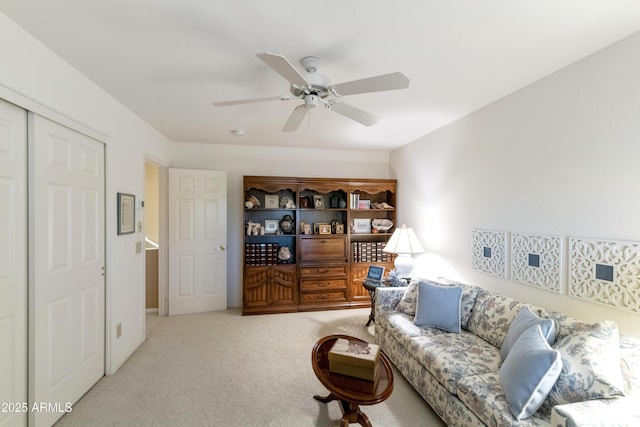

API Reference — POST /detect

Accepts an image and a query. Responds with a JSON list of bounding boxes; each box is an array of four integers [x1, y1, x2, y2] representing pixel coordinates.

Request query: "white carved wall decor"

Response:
[[471, 229, 508, 278], [568, 236, 640, 314], [510, 233, 563, 293]]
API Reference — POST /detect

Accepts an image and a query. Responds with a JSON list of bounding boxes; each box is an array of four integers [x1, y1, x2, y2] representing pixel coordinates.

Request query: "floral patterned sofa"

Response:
[[374, 279, 640, 426]]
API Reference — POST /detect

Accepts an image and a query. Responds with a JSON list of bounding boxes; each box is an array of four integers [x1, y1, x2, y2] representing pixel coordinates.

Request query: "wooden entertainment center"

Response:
[[242, 176, 397, 315]]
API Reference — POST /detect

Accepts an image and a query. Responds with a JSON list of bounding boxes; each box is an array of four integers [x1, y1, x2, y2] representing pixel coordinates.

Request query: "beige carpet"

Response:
[[55, 308, 444, 426]]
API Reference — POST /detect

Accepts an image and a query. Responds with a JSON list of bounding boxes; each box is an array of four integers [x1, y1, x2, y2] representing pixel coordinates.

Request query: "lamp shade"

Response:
[[383, 224, 424, 255]]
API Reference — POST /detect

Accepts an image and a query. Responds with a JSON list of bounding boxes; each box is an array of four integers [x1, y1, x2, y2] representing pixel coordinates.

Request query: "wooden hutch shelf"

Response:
[[242, 176, 396, 315]]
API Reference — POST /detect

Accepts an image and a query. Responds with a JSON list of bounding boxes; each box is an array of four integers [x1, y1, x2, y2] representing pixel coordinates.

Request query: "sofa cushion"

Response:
[[500, 306, 556, 360], [415, 330, 502, 395], [620, 335, 640, 395], [546, 320, 626, 406], [395, 280, 432, 315], [500, 325, 562, 420], [466, 291, 526, 348], [414, 281, 462, 333], [396, 279, 479, 329], [457, 372, 552, 427]]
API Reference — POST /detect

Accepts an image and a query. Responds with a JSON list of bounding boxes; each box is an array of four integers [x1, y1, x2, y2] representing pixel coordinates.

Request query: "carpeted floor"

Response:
[[54, 308, 444, 426]]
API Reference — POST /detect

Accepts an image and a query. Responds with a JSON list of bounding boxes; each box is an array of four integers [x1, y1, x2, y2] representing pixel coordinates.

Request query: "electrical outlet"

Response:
[[116, 323, 122, 338], [138, 221, 142, 232], [136, 241, 142, 254]]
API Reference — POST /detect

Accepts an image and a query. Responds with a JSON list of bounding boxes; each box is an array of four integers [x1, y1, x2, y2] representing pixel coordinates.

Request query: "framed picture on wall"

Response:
[[117, 193, 135, 235]]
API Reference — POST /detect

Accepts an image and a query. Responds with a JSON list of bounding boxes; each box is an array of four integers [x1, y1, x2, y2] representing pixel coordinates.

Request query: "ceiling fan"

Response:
[[214, 53, 410, 132]]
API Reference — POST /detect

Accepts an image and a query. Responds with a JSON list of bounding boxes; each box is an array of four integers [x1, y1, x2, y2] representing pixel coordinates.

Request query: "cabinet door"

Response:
[[349, 261, 395, 303], [243, 267, 269, 308], [270, 265, 297, 306], [299, 236, 348, 262]]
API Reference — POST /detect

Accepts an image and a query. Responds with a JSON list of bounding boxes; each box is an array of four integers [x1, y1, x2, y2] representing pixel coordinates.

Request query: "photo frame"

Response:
[[358, 200, 371, 210], [318, 223, 332, 235], [264, 220, 279, 234], [335, 224, 344, 234], [117, 193, 135, 235], [299, 196, 311, 209], [366, 265, 385, 282], [352, 218, 371, 234], [264, 195, 279, 209], [313, 195, 325, 209]]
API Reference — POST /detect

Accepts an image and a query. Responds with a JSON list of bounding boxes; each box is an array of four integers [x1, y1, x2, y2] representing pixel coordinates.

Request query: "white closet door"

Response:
[[28, 114, 105, 427], [0, 100, 28, 426]]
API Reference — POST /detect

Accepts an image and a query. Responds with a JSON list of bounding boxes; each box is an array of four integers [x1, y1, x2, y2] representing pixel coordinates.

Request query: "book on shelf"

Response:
[[328, 338, 380, 381]]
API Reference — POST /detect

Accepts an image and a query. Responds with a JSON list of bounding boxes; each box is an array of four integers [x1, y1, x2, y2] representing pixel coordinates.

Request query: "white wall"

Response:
[[391, 31, 640, 338], [170, 142, 390, 308], [0, 13, 173, 373]]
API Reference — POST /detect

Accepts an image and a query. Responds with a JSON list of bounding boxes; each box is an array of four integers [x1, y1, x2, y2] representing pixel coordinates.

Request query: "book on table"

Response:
[[328, 338, 380, 381]]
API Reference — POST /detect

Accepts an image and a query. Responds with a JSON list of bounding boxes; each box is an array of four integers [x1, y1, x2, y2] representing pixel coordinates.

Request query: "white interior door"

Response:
[[29, 114, 105, 427], [0, 99, 28, 427], [168, 168, 227, 315]]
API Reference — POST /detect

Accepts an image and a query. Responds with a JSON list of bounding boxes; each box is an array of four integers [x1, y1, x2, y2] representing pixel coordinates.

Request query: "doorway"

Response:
[[144, 160, 169, 316]]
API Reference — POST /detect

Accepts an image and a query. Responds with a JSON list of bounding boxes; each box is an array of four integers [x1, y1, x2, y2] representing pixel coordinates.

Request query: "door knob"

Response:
[[215, 246, 227, 251]]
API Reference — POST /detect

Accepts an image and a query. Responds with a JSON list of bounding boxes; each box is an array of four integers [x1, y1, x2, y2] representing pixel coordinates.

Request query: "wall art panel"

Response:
[[568, 236, 640, 314], [471, 229, 508, 278], [510, 233, 562, 293]]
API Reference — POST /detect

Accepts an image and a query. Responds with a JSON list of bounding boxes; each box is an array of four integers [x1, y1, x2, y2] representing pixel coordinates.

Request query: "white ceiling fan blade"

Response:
[[257, 53, 309, 88], [213, 95, 289, 107], [329, 102, 380, 126], [330, 72, 409, 96], [282, 105, 308, 132]]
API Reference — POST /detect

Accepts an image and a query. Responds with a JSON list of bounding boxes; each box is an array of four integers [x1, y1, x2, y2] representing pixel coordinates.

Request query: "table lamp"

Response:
[[382, 224, 424, 278]]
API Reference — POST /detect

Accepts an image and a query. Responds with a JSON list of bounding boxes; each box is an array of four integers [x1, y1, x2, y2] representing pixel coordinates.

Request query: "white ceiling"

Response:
[[3, 1, 640, 151]]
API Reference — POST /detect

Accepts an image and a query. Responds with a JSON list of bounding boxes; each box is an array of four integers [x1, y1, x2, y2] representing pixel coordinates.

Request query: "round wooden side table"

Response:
[[311, 334, 394, 427]]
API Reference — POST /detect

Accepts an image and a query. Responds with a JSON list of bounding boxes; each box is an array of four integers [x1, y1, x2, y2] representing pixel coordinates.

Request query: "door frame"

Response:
[[144, 155, 169, 316]]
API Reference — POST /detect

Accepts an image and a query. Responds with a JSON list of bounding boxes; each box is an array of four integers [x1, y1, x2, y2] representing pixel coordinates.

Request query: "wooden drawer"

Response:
[[300, 291, 347, 303], [299, 236, 348, 262], [300, 278, 347, 291], [299, 265, 348, 277]]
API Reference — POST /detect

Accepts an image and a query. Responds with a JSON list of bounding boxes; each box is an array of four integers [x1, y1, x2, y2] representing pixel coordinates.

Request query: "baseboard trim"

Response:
[[145, 308, 159, 314]]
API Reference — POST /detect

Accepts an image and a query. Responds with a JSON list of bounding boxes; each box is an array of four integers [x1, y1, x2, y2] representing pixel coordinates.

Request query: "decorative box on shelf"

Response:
[[328, 338, 380, 381]]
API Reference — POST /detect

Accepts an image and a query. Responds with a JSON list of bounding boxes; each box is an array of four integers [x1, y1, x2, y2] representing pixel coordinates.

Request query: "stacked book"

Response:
[[328, 338, 380, 381], [351, 242, 396, 263], [244, 243, 278, 266]]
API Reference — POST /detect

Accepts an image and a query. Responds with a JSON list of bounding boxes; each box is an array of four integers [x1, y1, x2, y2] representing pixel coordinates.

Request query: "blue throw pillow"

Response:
[[500, 325, 562, 420], [500, 306, 556, 361], [413, 281, 462, 333]]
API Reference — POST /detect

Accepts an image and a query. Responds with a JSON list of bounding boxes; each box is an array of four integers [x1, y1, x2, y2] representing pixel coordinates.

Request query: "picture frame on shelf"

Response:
[[358, 199, 371, 210], [313, 195, 325, 209], [264, 220, 279, 234], [117, 192, 135, 235], [318, 223, 332, 235], [300, 221, 311, 235], [264, 195, 279, 209], [299, 196, 311, 209], [352, 218, 372, 234], [335, 224, 344, 234]]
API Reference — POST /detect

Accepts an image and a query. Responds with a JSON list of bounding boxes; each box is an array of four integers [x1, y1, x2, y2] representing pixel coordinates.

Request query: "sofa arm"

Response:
[[374, 286, 407, 315], [550, 396, 640, 426]]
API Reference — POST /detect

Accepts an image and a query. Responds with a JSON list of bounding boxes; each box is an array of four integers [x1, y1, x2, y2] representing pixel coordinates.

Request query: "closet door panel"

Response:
[[0, 99, 27, 427]]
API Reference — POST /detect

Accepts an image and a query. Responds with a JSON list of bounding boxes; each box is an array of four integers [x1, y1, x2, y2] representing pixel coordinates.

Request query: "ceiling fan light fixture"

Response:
[[304, 94, 319, 108]]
